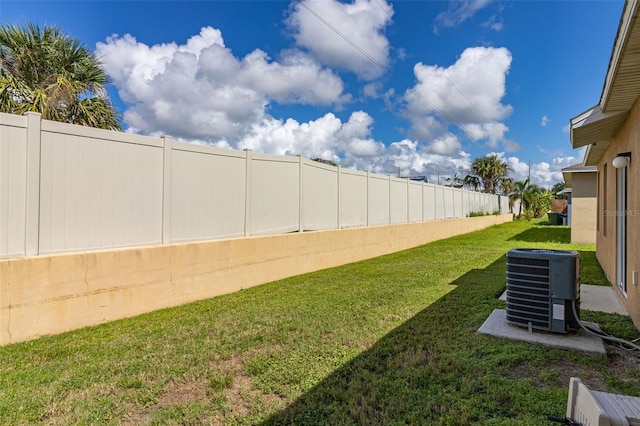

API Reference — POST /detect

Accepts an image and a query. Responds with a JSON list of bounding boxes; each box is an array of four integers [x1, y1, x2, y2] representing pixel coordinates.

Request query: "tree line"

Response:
[[467, 155, 565, 220]]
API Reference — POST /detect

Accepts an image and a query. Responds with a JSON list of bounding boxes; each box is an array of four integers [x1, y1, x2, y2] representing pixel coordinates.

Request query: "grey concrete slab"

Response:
[[580, 285, 628, 315], [477, 309, 607, 355], [499, 284, 628, 316]]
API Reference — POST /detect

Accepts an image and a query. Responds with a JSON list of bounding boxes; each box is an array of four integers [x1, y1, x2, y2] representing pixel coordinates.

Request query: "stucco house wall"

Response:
[[571, 172, 597, 244], [570, 0, 640, 328], [562, 164, 597, 245], [595, 98, 640, 324]]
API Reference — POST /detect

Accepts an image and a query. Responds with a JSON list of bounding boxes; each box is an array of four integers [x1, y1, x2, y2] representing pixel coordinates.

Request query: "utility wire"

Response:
[[372, 0, 492, 125], [297, 0, 478, 141]]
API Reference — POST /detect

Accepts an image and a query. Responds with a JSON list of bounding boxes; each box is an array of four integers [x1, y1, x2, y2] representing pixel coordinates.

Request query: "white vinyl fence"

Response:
[[0, 112, 513, 258]]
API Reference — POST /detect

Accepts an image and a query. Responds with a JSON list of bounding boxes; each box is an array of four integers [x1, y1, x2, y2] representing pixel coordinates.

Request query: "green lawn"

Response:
[[1, 219, 638, 425]]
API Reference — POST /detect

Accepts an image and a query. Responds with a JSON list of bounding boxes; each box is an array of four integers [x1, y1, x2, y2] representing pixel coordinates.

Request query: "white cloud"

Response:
[[462, 122, 508, 148], [425, 133, 462, 156], [485, 21, 504, 32], [363, 82, 382, 98], [404, 46, 513, 150], [236, 111, 385, 163], [96, 27, 348, 143], [287, 0, 393, 80], [502, 139, 521, 152], [233, 111, 470, 182], [407, 47, 512, 123], [480, 5, 505, 32], [349, 138, 471, 181], [541, 115, 550, 127], [433, 0, 493, 34], [504, 154, 578, 187]]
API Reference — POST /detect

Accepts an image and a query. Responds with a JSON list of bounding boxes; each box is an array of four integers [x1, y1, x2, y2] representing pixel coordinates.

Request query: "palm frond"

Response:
[[0, 23, 119, 129]]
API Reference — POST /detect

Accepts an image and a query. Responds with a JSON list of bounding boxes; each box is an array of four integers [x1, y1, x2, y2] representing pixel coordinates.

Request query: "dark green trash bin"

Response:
[[548, 212, 561, 225]]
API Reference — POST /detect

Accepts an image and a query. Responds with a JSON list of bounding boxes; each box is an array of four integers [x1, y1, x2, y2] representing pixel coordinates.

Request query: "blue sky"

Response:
[[1, 0, 625, 187]]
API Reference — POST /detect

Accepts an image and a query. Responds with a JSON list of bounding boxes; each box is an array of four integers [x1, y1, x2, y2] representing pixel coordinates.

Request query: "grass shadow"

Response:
[[577, 250, 610, 286], [508, 227, 570, 244], [259, 254, 628, 425]]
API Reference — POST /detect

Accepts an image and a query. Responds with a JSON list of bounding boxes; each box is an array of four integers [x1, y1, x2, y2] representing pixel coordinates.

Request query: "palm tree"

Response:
[[528, 184, 553, 218], [445, 173, 464, 188], [551, 181, 568, 200], [462, 174, 481, 191], [499, 177, 515, 196], [0, 23, 120, 130], [471, 155, 510, 194], [509, 179, 532, 218], [509, 180, 553, 220]]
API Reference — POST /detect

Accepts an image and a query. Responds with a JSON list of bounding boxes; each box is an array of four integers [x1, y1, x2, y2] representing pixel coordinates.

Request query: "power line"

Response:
[[372, 0, 492, 124], [297, 1, 478, 141]]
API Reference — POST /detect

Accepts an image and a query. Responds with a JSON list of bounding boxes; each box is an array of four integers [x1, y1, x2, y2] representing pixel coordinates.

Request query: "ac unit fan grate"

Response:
[[505, 248, 580, 333], [506, 256, 551, 330]]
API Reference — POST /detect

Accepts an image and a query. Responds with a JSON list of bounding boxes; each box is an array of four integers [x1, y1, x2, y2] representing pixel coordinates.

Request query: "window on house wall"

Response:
[[603, 163, 608, 237]]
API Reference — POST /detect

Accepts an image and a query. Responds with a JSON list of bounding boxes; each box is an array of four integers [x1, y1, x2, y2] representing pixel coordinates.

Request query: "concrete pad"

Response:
[[580, 285, 627, 315], [478, 309, 607, 355], [499, 284, 628, 316]]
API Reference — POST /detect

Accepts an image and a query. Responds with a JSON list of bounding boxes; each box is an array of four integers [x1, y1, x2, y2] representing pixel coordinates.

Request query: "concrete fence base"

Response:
[[0, 214, 512, 346]]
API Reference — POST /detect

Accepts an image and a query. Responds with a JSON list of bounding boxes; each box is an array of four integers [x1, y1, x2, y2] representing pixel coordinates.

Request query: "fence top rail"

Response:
[[302, 157, 339, 172], [339, 168, 368, 178], [251, 151, 300, 163], [390, 176, 412, 184], [369, 173, 392, 182], [41, 119, 163, 148], [407, 179, 425, 188], [0, 112, 27, 128], [172, 140, 247, 158]]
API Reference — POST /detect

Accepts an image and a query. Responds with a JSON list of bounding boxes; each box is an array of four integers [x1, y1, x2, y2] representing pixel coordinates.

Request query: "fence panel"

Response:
[[472, 192, 481, 213], [502, 195, 514, 214], [0, 115, 27, 258], [368, 174, 390, 226], [481, 193, 494, 213], [171, 143, 246, 242], [390, 177, 408, 224], [461, 191, 470, 217], [249, 153, 299, 236], [38, 122, 164, 254], [423, 184, 436, 221], [302, 159, 338, 231], [453, 188, 464, 218], [339, 169, 367, 228], [434, 185, 445, 220], [443, 187, 455, 218], [408, 180, 423, 222]]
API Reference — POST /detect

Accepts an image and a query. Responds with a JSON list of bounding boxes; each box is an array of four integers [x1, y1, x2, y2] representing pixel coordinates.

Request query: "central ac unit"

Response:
[[506, 248, 580, 333]]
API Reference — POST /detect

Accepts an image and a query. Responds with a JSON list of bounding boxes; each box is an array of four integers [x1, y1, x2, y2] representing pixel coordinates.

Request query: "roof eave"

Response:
[[601, 0, 639, 111], [570, 105, 626, 149], [569, 0, 640, 166]]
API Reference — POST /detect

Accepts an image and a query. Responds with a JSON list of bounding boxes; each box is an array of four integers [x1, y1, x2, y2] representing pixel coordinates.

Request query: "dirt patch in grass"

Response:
[[220, 356, 286, 414], [507, 344, 640, 393], [121, 380, 208, 425], [508, 359, 606, 389], [159, 380, 208, 407]]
